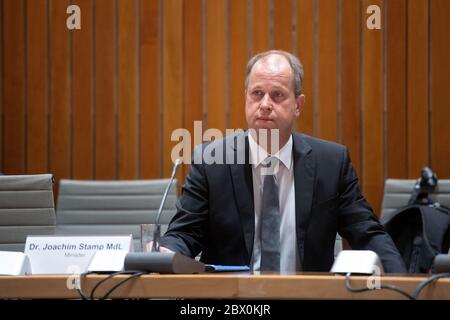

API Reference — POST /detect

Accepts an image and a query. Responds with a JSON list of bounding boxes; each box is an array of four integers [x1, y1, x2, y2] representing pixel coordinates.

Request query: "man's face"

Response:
[[245, 54, 304, 136]]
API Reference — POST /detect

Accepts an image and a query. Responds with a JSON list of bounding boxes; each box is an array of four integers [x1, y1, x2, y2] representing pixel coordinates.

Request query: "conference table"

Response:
[[0, 272, 449, 300]]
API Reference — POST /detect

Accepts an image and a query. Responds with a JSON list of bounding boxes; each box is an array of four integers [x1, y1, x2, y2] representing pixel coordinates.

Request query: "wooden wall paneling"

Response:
[[229, 0, 248, 130], [317, 0, 337, 141], [252, 0, 270, 54], [431, 0, 450, 177], [3, 0, 26, 174], [386, 0, 407, 178], [296, 0, 315, 135], [117, 0, 138, 179], [50, 0, 71, 183], [339, 0, 359, 251], [140, 0, 162, 178], [340, 0, 362, 175], [72, 0, 93, 179], [26, 0, 49, 174], [4, 0, 450, 200], [206, 0, 226, 131], [407, 0, 429, 178], [183, 0, 204, 173], [162, 0, 183, 180], [361, 0, 384, 216], [273, 0, 292, 52], [95, 0, 116, 179]]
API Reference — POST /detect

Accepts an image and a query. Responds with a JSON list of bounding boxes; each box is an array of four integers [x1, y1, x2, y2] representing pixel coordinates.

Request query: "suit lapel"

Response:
[[292, 133, 314, 264], [229, 132, 254, 261]]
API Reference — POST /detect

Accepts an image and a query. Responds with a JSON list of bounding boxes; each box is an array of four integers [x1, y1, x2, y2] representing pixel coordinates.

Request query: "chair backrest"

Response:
[[0, 174, 56, 252], [55, 179, 177, 251], [380, 179, 450, 224]]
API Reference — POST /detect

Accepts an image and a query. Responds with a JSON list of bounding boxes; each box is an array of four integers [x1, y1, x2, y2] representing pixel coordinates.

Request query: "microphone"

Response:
[[152, 158, 181, 252], [409, 166, 438, 205], [420, 166, 437, 190], [124, 159, 205, 274]]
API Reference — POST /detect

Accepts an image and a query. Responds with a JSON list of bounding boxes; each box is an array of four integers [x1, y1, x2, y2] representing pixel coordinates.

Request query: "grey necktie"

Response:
[[260, 156, 280, 272]]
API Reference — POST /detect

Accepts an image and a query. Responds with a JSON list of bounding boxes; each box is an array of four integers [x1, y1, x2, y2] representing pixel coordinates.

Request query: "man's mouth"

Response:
[[257, 117, 273, 121]]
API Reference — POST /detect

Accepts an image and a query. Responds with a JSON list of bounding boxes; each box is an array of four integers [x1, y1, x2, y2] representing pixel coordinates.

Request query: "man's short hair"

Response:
[[245, 50, 304, 97]]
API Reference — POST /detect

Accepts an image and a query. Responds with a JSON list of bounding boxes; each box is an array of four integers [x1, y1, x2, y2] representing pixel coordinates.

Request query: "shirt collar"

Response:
[[248, 132, 293, 170]]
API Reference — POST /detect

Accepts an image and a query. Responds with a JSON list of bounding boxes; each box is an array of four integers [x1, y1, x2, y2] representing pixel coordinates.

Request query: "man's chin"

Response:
[[253, 120, 277, 129]]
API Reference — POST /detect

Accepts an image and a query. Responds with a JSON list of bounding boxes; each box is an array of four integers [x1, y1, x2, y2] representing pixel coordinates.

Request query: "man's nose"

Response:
[[260, 93, 272, 110]]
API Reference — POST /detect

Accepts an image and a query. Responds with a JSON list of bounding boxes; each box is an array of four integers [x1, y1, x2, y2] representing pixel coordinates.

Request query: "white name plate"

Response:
[[24, 235, 133, 274], [0, 251, 31, 275]]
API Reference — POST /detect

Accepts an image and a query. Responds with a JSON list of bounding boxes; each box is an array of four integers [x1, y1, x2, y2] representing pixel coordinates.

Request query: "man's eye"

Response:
[[272, 91, 284, 99], [252, 91, 264, 97]]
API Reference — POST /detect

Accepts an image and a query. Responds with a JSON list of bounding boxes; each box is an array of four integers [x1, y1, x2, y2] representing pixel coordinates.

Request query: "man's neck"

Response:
[[249, 129, 291, 154]]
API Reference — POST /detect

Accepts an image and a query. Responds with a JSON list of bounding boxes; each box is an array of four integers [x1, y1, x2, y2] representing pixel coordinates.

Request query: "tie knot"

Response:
[[261, 156, 279, 175]]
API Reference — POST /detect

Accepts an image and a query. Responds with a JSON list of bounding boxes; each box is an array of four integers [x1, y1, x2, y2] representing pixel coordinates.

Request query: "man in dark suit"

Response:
[[159, 50, 406, 273]]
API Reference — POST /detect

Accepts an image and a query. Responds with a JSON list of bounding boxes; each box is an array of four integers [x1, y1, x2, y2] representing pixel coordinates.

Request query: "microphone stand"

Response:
[[152, 158, 180, 252], [124, 159, 205, 274]]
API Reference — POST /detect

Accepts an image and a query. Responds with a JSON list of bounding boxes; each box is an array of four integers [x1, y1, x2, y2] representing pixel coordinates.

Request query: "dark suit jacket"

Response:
[[160, 131, 406, 273]]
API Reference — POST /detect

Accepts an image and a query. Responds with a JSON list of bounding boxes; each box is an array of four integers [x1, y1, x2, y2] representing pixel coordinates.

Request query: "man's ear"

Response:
[[295, 94, 305, 116]]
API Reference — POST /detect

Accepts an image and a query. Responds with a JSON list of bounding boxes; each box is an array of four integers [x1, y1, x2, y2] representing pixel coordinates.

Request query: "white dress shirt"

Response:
[[248, 133, 300, 272]]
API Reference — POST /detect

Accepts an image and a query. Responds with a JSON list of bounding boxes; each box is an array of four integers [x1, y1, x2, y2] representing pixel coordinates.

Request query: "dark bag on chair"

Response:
[[383, 204, 450, 273], [382, 167, 450, 273]]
